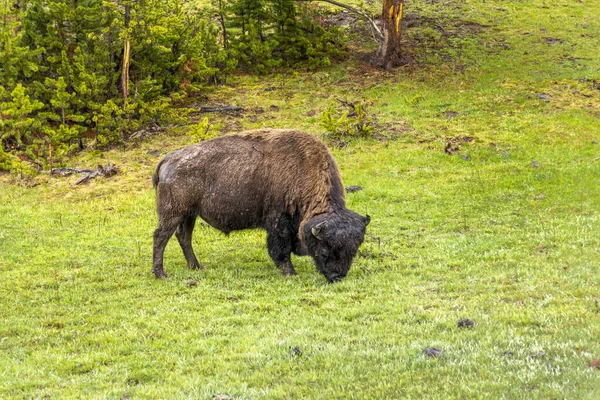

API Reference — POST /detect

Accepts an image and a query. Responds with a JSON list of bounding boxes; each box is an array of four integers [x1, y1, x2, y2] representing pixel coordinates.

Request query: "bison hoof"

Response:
[[190, 262, 204, 270], [281, 266, 298, 276], [154, 270, 167, 279]]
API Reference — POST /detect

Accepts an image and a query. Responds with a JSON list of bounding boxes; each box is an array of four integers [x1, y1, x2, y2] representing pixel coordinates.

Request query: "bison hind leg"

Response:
[[153, 216, 182, 279], [175, 215, 203, 270]]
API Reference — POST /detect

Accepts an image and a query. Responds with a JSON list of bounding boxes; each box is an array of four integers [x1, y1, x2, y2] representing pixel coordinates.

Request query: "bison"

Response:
[[152, 128, 370, 283]]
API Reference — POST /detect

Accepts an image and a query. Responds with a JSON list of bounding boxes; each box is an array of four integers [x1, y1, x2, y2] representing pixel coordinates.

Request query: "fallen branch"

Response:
[[50, 167, 94, 177], [198, 106, 244, 113], [128, 123, 168, 140], [50, 164, 119, 185]]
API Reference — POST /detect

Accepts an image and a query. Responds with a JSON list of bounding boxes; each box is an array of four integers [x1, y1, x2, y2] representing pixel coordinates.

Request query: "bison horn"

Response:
[[364, 215, 371, 226], [311, 222, 326, 240]]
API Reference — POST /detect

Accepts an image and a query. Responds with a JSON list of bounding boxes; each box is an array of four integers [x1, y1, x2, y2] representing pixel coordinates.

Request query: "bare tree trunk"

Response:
[[121, 4, 131, 105], [218, 0, 228, 50], [374, 0, 404, 70]]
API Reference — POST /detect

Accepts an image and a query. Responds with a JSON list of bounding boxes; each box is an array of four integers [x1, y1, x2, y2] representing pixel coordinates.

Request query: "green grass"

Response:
[[2, 0, 600, 398]]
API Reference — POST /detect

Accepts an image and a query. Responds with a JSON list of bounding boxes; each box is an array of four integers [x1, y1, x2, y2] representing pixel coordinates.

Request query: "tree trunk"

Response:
[[121, 4, 131, 105], [375, 0, 404, 70], [218, 0, 228, 50]]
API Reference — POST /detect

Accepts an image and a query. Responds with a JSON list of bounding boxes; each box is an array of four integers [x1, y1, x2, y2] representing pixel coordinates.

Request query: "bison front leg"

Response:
[[267, 219, 297, 276], [152, 217, 181, 279], [175, 215, 203, 270]]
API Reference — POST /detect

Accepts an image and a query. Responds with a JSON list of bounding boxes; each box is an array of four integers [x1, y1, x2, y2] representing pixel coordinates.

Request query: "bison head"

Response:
[[304, 211, 370, 283]]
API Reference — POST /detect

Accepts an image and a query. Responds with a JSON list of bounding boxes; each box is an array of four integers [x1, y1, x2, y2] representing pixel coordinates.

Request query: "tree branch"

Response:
[[295, 0, 383, 42]]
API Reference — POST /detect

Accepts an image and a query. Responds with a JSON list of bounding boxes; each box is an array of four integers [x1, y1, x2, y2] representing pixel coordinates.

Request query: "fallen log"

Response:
[[198, 106, 244, 113], [50, 167, 94, 177], [50, 164, 119, 185]]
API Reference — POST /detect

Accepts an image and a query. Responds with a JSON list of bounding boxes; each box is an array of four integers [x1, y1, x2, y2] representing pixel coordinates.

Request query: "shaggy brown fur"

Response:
[[152, 128, 369, 282], [237, 129, 345, 239]]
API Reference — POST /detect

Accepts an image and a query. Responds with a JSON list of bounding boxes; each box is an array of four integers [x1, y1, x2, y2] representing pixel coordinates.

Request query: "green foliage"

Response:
[[0, 84, 44, 145], [0, 0, 232, 171], [0, 2, 40, 88], [0, 147, 22, 173], [0, 0, 344, 172], [320, 100, 374, 139], [186, 117, 218, 142], [223, 0, 346, 73]]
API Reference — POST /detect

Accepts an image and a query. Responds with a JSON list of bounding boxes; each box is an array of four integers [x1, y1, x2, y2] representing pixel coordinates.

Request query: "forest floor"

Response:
[[1, 0, 600, 398]]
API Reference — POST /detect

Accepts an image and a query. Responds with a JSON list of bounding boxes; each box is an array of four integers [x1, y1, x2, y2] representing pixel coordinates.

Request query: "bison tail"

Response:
[[152, 159, 165, 188]]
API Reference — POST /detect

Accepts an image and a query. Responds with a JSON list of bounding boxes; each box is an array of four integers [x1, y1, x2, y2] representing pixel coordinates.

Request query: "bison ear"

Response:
[[364, 215, 371, 226], [311, 222, 326, 240]]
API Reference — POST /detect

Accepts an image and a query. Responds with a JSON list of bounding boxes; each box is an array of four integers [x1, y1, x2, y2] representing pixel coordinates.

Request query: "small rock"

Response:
[[264, 86, 276, 92], [534, 193, 546, 200], [457, 318, 475, 328], [187, 279, 197, 287], [213, 395, 232, 400], [269, 105, 280, 112], [532, 160, 540, 168], [592, 140, 598, 145], [423, 347, 444, 357], [346, 185, 363, 193], [530, 350, 546, 359], [536, 93, 551, 101], [290, 345, 303, 357], [501, 351, 514, 357], [589, 359, 600, 369], [147, 150, 161, 156], [460, 154, 471, 161]]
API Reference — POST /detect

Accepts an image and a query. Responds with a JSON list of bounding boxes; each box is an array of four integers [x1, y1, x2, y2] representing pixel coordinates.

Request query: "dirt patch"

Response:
[[439, 110, 461, 120], [378, 120, 414, 141], [455, 21, 490, 34], [544, 37, 563, 45], [322, 10, 361, 29], [220, 121, 243, 134], [444, 135, 475, 154]]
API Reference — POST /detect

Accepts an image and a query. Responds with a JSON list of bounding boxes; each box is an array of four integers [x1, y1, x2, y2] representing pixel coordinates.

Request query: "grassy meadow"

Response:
[[1, 0, 600, 398]]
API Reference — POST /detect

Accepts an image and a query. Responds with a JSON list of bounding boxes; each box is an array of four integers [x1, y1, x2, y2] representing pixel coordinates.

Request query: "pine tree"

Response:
[[0, 0, 345, 172], [0, 1, 41, 90], [0, 83, 44, 146], [225, 0, 345, 72]]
